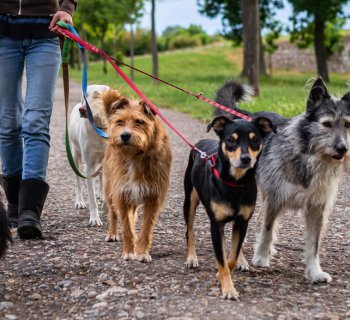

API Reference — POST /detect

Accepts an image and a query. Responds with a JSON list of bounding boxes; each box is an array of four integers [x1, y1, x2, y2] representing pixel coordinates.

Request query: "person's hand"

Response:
[[49, 10, 73, 33]]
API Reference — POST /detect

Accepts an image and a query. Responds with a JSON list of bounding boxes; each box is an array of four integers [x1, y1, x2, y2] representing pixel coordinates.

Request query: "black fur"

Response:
[[0, 190, 11, 259], [183, 82, 274, 299]]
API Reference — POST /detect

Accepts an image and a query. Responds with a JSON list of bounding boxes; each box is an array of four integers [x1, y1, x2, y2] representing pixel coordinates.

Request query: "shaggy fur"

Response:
[[102, 90, 172, 262], [217, 79, 350, 283], [183, 81, 274, 300]]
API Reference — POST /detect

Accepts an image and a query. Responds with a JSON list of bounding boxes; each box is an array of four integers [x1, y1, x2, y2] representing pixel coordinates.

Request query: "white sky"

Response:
[[140, 0, 350, 35]]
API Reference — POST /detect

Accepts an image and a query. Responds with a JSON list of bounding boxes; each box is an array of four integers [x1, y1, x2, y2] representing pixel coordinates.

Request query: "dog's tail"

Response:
[[213, 80, 254, 119], [214, 80, 288, 128], [0, 191, 11, 259]]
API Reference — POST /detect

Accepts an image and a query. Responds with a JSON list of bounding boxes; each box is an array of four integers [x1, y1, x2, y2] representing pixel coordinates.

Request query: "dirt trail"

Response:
[[0, 80, 349, 320]]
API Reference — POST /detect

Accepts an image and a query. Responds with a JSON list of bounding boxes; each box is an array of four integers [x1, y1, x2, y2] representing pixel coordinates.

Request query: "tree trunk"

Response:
[[241, 0, 260, 96], [101, 37, 107, 74], [130, 22, 135, 81], [259, 34, 267, 76], [314, 15, 329, 82], [151, 0, 159, 84]]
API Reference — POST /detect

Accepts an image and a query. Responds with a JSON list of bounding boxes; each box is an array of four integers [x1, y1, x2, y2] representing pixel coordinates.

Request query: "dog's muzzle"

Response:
[[120, 132, 132, 144], [333, 142, 348, 160]]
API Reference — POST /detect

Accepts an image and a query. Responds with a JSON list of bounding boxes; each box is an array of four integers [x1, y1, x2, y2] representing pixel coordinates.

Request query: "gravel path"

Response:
[[0, 80, 349, 320]]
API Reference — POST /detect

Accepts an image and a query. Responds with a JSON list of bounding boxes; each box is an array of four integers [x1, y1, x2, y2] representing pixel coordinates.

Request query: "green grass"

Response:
[[68, 42, 349, 121]]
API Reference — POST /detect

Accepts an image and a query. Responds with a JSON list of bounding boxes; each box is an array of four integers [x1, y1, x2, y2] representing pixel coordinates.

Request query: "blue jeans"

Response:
[[0, 37, 61, 181]]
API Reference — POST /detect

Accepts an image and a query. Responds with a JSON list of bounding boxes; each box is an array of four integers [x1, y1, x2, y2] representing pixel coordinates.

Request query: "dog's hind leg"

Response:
[[136, 200, 162, 262], [87, 179, 103, 226], [304, 202, 332, 283], [73, 149, 86, 209], [120, 204, 138, 260], [105, 204, 119, 242], [211, 222, 239, 300], [184, 188, 200, 268], [252, 200, 283, 267]]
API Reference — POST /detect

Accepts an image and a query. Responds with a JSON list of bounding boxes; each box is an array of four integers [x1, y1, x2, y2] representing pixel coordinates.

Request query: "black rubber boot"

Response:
[[1, 175, 21, 228], [17, 179, 49, 240]]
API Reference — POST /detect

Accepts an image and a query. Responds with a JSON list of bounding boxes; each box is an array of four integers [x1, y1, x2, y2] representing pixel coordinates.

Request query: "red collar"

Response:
[[206, 154, 244, 188]]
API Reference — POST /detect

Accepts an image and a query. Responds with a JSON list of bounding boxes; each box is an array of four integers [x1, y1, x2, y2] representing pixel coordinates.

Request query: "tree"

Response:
[[197, 0, 284, 76], [241, 0, 260, 95], [75, 0, 130, 74], [288, 0, 349, 82], [150, 0, 159, 84], [125, 0, 144, 80]]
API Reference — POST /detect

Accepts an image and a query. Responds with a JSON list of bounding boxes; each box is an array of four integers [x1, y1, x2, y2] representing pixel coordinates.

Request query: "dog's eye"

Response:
[[322, 121, 333, 128], [116, 120, 124, 126], [251, 137, 260, 145], [135, 119, 144, 125], [345, 122, 350, 129]]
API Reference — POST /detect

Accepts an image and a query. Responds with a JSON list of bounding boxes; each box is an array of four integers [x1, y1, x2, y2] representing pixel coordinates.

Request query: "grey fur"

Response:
[[215, 79, 350, 283]]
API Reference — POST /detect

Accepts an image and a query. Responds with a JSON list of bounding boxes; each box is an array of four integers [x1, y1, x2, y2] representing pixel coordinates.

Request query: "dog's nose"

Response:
[[120, 132, 131, 143], [336, 142, 348, 155], [240, 154, 251, 165]]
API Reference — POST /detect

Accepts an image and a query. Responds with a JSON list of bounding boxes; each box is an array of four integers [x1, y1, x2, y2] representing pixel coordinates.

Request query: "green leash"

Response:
[[59, 20, 90, 179]]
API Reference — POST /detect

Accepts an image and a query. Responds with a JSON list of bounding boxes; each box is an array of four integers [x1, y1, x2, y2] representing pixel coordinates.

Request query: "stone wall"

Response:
[[267, 36, 350, 73]]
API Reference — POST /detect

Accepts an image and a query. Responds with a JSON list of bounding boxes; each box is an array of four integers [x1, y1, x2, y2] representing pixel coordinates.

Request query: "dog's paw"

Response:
[[307, 270, 332, 284], [136, 253, 152, 263], [252, 253, 270, 267], [236, 255, 250, 272], [269, 246, 277, 256], [221, 287, 239, 301], [105, 233, 120, 242], [185, 255, 199, 268], [122, 253, 136, 261], [89, 217, 103, 227], [75, 201, 87, 209]]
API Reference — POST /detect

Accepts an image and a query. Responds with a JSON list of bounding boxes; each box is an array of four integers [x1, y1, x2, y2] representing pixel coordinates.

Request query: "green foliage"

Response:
[[68, 43, 349, 121], [288, 0, 349, 56], [197, 0, 284, 53]]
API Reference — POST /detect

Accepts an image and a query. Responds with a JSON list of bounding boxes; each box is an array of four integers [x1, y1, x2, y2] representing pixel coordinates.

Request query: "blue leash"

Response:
[[67, 24, 109, 139]]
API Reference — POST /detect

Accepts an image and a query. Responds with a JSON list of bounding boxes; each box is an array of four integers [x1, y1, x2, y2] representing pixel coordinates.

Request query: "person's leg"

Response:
[[0, 37, 25, 227], [17, 37, 61, 239]]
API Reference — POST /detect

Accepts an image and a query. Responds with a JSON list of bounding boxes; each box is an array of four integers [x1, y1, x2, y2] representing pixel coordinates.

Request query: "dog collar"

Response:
[[206, 154, 244, 188]]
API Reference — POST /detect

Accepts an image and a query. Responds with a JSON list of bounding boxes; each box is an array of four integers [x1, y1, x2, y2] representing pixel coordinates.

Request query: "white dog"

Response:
[[69, 84, 110, 226]]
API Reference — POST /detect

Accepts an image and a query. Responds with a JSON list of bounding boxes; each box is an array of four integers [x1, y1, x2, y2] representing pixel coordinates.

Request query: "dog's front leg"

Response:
[[304, 203, 332, 283], [252, 200, 283, 267], [120, 205, 137, 260], [211, 221, 239, 300], [135, 199, 161, 262], [87, 178, 102, 226]]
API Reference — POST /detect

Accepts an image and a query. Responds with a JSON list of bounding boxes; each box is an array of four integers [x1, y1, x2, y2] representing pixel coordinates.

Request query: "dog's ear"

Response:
[[102, 90, 124, 117], [253, 116, 276, 137], [140, 100, 157, 118], [207, 116, 231, 136], [307, 78, 331, 111]]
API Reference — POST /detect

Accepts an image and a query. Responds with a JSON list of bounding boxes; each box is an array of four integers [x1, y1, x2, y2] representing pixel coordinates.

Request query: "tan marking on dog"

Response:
[[222, 144, 247, 180], [238, 205, 255, 220], [186, 189, 200, 266], [249, 132, 255, 140], [248, 144, 262, 162], [228, 226, 240, 271], [211, 201, 233, 221], [216, 258, 239, 299], [232, 132, 239, 140]]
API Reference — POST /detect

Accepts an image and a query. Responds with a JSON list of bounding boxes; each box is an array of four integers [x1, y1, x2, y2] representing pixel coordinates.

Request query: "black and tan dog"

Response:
[[183, 82, 274, 300], [0, 180, 12, 259]]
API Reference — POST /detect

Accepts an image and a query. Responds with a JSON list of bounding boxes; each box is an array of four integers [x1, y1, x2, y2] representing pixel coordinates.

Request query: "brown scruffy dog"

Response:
[[102, 89, 172, 262]]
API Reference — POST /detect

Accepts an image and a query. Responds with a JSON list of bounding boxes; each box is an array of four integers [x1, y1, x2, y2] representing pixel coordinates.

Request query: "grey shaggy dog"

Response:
[[214, 78, 350, 283]]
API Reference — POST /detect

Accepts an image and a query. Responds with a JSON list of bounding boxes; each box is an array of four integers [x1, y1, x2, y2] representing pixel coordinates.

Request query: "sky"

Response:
[[140, 0, 350, 36]]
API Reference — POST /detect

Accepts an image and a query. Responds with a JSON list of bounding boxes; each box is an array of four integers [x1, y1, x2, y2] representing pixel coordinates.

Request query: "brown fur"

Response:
[[102, 89, 172, 262]]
